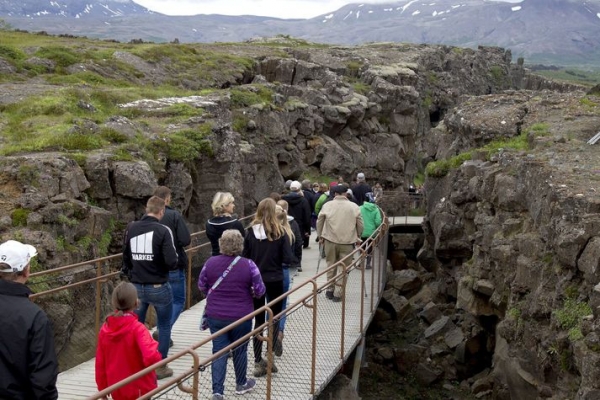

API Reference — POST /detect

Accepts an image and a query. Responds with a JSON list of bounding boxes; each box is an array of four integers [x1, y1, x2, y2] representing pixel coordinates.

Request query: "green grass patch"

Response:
[[553, 297, 592, 342], [154, 124, 214, 165], [528, 122, 550, 137], [11, 208, 31, 227], [425, 151, 472, 178], [34, 46, 82, 69], [533, 67, 600, 86], [230, 85, 273, 107], [425, 131, 530, 177], [580, 97, 598, 108]]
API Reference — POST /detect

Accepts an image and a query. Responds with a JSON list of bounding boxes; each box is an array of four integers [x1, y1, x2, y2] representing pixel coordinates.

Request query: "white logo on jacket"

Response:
[[130, 232, 154, 261]]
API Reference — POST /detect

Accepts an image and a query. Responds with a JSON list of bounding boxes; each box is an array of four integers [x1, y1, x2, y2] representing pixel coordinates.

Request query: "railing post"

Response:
[[310, 280, 318, 395], [95, 260, 102, 342], [340, 263, 346, 360], [186, 251, 193, 310]]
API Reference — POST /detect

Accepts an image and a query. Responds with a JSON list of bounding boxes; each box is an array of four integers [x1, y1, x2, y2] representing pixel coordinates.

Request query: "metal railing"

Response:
[[86, 212, 390, 399], [29, 214, 255, 371]]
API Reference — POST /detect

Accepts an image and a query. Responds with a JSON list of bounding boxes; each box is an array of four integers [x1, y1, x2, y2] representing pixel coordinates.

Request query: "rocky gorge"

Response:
[[1, 32, 600, 399]]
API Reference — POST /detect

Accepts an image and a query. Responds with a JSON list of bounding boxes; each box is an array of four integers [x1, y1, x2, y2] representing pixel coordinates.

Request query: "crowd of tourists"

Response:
[[0, 173, 384, 400]]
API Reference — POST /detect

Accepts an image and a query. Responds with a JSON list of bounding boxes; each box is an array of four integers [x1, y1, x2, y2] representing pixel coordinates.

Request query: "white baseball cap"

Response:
[[290, 181, 302, 191], [0, 240, 38, 272]]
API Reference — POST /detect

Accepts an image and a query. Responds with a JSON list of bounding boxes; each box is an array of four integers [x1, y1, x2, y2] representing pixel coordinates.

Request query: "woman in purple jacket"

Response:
[[198, 229, 266, 399]]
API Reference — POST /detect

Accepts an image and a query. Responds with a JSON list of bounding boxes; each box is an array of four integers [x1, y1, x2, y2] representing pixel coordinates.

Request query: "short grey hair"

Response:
[[218, 229, 244, 256]]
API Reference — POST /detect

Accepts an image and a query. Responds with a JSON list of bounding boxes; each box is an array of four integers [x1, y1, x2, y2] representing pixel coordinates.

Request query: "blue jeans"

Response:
[[169, 269, 186, 326], [279, 268, 291, 332], [208, 317, 252, 395], [134, 282, 173, 359]]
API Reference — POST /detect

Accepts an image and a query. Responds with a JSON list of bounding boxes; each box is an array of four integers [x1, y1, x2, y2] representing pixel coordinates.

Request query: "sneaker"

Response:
[[274, 336, 283, 357], [212, 394, 224, 400], [152, 330, 174, 348], [155, 365, 173, 380], [253, 359, 278, 377], [235, 378, 256, 395], [331, 296, 342, 303], [325, 291, 334, 300], [297, 267, 303, 272]]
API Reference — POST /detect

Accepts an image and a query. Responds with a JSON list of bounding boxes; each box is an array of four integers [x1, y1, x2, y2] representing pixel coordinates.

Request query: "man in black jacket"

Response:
[[153, 186, 191, 336], [352, 172, 373, 206], [282, 181, 312, 249], [0, 240, 58, 400], [122, 195, 178, 380]]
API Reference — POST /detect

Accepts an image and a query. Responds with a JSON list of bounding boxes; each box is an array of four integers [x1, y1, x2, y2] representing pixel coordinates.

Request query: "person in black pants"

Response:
[[282, 181, 312, 249], [152, 186, 191, 344], [122, 196, 178, 380], [243, 198, 292, 377], [0, 240, 58, 400]]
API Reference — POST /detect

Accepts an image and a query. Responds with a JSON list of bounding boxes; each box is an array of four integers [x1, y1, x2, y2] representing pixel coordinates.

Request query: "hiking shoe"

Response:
[[274, 336, 283, 357], [212, 394, 224, 400], [152, 330, 174, 348], [155, 365, 173, 380], [325, 291, 334, 300], [235, 378, 256, 395], [253, 359, 278, 377]]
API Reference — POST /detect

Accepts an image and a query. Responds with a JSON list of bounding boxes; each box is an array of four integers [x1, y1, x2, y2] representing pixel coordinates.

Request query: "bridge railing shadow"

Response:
[[86, 211, 390, 400]]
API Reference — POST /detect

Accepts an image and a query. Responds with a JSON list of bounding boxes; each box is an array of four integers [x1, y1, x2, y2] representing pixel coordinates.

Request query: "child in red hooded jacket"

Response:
[[95, 282, 162, 400]]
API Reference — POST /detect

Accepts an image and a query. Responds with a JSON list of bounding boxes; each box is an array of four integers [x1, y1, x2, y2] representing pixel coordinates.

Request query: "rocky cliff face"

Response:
[[369, 88, 600, 399], [1, 36, 596, 393]]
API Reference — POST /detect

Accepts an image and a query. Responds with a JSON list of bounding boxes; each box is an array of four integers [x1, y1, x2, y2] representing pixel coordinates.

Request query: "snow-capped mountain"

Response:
[[0, 0, 152, 18], [1, 0, 599, 66]]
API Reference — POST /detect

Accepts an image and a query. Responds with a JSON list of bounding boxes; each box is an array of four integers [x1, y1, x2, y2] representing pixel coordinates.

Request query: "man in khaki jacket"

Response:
[[317, 185, 364, 301]]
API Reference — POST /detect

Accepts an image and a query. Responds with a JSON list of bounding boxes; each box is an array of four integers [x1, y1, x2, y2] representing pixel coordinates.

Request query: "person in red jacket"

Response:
[[95, 282, 162, 400]]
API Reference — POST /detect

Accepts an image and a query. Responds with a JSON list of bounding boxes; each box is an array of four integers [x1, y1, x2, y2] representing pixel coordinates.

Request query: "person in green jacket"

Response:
[[359, 201, 382, 269]]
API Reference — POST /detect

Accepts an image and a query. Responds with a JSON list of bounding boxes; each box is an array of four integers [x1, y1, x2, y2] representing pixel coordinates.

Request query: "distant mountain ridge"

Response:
[[1, 0, 600, 66], [0, 0, 152, 18]]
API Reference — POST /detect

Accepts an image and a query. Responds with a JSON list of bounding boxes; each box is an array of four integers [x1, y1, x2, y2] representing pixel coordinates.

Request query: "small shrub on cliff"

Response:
[[11, 208, 31, 227], [156, 125, 214, 165], [230, 86, 273, 107], [553, 297, 592, 341], [425, 151, 472, 178]]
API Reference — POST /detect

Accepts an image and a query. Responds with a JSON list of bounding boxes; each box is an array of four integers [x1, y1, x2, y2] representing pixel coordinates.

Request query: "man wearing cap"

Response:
[[317, 185, 364, 302], [122, 195, 178, 380], [282, 180, 312, 252], [0, 240, 58, 399], [352, 172, 373, 206]]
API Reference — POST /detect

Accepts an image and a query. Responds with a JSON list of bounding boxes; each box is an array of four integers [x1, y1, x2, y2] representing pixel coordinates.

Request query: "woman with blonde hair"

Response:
[[242, 198, 292, 377], [206, 192, 245, 256], [274, 201, 303, 357]]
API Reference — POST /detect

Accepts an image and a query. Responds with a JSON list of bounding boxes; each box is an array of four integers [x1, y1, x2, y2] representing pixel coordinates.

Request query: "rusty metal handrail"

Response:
[[60, 208, 389, 399], [86, 230, 389, 399]]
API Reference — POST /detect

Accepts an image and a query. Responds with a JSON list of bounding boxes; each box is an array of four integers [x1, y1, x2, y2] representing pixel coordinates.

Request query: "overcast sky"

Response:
[[134, 0, 523, 19]]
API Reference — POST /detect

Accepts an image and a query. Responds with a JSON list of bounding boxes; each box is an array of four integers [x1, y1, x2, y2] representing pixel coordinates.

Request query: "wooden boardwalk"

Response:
[[57, 232, 386, 399]]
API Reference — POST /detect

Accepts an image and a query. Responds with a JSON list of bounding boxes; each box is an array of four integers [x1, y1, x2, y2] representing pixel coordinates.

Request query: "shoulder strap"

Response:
[[207, 256, 241, 297]]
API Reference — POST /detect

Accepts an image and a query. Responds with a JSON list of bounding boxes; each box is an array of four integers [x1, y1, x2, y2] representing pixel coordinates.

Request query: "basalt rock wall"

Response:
[[0, 40, 588, 375], [369, 88, 600, 399]]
